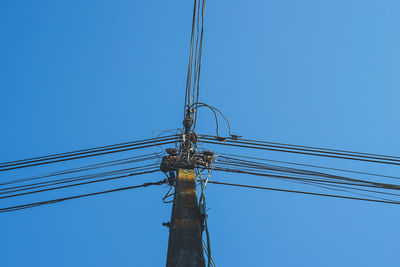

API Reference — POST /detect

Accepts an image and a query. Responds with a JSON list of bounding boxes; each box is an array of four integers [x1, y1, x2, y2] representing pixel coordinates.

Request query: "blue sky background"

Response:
[[1, 0, 400, 266]]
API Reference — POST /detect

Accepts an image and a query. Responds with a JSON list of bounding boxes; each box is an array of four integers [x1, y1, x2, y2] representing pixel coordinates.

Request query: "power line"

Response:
[[0, 168, 160, 200], [200, 136, 400, 166], [212, 154, 400, 202], [215, 156, 400, 190], [0, 153, 160, 188], [208, 180, 400, 205], [0, 178, 167, 213], [0, 164, 160, 196], [217, 152, 400, 181], [201, 135, 400, 161], [0, 136, 176, 172], [0, 135, 176, 168], [213, 166, 400, 202]]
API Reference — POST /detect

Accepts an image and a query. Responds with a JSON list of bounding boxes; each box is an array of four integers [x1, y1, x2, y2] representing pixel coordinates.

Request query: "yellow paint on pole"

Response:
[[178, 168, 195, 181]]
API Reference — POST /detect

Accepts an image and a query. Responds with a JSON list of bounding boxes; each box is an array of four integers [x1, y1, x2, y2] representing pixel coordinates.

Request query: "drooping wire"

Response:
[[152, 129, 181, 159], [197, 158, 215, 267], [202, 238, 217, 267], [162, 186, 174, 203], [203, 219, 216, 267], [191, 103, 232, 136]]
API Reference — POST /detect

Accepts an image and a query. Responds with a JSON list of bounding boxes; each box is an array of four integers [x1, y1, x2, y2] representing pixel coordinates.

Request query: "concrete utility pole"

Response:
[[166, 168, 205, 267], [164, 0, 209, 264], [164, 111, 205, 267]]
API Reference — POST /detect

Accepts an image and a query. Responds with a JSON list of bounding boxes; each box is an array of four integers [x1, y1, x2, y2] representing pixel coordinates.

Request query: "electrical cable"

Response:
[[201, 135, 400, 163], [0, 163, 159, 196], [225, 136, 400, 160], [208, 180, 400, 205], [0, 168, 160, 200], [215, 156, 400, 190], [0, 179, 167, 213], [200, 137, 400, 166], [0, 137, 176, 172], [0, 135, 175, 169], [212, 153, 400, 202], [213, 166, 400, 202], [0, 153, 161, 187], [184, 0, 198, 117], [217, 152, 400, 181]]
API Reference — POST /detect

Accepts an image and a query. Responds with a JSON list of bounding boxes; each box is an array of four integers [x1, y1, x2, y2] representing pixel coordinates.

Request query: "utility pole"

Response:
[[163, 113, 206, 267], [166, 168, 205, 267], [163, 1, 209, 262]]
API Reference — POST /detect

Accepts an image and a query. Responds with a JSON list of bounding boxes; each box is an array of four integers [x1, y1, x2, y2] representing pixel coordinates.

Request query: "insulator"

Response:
[[183, 116, 194, 130], [166, 148, 178, 156]]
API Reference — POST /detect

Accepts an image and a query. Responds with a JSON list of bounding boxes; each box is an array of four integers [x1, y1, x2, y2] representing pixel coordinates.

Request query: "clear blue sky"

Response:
[[1, 0, 400, 266]]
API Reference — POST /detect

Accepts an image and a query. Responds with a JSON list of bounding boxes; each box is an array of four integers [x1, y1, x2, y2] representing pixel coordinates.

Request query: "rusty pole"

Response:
[[166, 168, 205, 267]]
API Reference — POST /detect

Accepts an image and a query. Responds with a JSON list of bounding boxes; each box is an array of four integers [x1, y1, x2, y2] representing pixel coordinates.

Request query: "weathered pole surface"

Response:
[[166, 168, 205, 267]]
